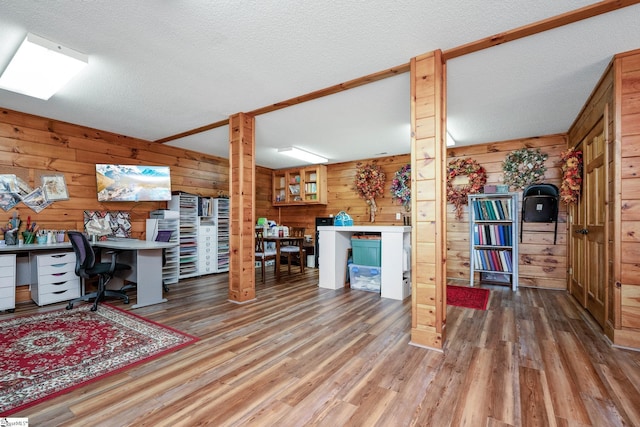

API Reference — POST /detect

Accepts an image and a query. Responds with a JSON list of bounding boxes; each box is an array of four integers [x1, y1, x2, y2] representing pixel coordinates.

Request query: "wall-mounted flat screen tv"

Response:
[[96, 164, 172, 202]]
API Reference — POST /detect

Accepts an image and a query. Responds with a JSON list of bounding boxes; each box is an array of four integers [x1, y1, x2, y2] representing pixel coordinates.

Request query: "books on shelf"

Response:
[[473, 224, 512, 246], [473, 249, 512, 272], [469, 192, 518, 291], [473, 198, 512, 220]]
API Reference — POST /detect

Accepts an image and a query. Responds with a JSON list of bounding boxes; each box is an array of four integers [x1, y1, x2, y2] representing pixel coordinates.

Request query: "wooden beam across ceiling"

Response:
[[155, 64, 409, 144], [442, 0, 640, 60], [155, 0, 639, 144]]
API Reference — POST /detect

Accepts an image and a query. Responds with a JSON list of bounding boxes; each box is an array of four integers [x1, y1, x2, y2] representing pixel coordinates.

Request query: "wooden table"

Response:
[[263, 235, 304, 280]]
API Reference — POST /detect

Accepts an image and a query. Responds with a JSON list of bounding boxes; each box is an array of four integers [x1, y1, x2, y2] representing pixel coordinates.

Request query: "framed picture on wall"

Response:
[[0, 174, 18, 194], [22, 187, 52, 213], [15, 177, 33, 199], [0, 193, 20, 211], [41, 174, 69, 201]]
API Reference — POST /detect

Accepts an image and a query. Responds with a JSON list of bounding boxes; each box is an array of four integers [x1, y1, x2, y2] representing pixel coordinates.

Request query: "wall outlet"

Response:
[[395, 212, 402, 220]]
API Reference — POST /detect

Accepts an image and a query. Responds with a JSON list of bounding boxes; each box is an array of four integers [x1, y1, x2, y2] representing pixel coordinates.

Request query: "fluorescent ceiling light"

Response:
[[278, 146, 328, 164], [0, 33, 88, 100]]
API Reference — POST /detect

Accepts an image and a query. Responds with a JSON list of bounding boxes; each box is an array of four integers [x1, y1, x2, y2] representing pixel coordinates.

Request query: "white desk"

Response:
[[95, 239, 176, 309], [0, 242, 72, 253], [317, 226, 411, 300], [0, 239, 176, 310]]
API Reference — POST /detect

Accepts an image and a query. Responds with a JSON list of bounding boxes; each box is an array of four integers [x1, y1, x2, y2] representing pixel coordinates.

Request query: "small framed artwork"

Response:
[[22, 187, 52, 213], [0, 174, 18, 194], [41, 174, 69, 201], [15, 177, 33, 199], [0, 193, 20, 211]]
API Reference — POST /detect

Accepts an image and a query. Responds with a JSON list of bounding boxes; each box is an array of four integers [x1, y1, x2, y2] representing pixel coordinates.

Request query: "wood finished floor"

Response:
[[5, 268, 640, 426]]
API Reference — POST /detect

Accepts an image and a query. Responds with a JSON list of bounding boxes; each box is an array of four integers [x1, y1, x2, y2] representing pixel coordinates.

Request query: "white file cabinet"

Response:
[[30, 252, 80, 306], [198, 224, 216, 275], [0, 254, 16, 312]]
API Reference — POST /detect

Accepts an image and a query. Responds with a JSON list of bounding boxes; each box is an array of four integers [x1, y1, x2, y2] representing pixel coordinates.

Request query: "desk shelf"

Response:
[[146, 217, 180, 285]]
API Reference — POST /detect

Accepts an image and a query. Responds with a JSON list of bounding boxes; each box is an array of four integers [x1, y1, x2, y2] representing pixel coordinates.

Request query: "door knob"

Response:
[[574, 228, 589, 234]]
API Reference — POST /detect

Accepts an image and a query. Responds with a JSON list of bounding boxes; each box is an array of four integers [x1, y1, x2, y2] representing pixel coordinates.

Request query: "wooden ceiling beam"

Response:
[[155, 0, 640, 144], [155, 64, 409, 144], [154, 118, 229, 144], [247, 63, 410, 117], [443, 0, 640, 60]]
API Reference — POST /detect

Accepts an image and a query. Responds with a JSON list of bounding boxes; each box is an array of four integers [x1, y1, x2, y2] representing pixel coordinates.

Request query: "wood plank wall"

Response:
[[257, 138, 569, 291], [255, 155, 413, 237], [617, 49, 640, 342], [443, 135, 567, 290], [2, 107, 571, 297], [0, 107, 228, 284]]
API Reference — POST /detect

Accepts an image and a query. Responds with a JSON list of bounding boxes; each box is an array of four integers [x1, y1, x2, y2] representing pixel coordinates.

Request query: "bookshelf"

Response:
[[468, 193, 518, 291]]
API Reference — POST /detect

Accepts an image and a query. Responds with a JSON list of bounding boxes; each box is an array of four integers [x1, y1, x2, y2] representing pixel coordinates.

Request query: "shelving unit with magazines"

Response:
[[468, 192, 519, 291], [169, 192, 199, 279], [197, 197, 229, 274]]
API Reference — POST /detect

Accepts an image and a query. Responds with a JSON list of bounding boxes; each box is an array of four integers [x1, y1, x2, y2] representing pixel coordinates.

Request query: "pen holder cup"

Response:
[[37, 235, 47, 245], [5, 231, 17, 245], [56, 231, 65, 243], [22, 231, 35, 245]]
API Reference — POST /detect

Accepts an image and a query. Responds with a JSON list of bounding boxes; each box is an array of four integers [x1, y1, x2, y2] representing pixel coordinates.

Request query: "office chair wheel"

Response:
[[124, 296, 130, 304], [66, 303, 74, 310]]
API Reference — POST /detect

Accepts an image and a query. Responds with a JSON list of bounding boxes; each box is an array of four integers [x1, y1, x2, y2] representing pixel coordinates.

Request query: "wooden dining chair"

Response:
[[255, 229, 277, 283], [280, 227, 305, 274]]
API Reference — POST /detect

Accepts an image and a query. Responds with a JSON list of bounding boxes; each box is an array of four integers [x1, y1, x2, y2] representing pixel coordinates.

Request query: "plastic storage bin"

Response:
[[334, 211, 353, 226], [351, 236, 381, 267], [349, 264, 381, 293]]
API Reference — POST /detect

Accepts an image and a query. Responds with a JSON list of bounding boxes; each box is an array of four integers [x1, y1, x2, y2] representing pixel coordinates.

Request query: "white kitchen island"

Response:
[[317, 225, 411, 300]]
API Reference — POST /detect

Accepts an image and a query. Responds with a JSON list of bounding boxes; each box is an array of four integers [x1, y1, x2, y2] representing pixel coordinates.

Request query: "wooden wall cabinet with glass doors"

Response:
[[272, 165, 327, 205]]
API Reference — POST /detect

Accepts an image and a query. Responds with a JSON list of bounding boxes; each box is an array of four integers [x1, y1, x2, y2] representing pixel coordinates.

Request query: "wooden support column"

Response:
[[228, 112, 256, 303], [410, 50, 447, 350]]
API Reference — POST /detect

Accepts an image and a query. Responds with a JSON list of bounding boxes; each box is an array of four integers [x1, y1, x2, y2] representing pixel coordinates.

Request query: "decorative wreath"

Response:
[[559, 147, 583, 205], [354, 161, 386, 222], [447, 157, 487, 219], [502, 148, 548, 190], [390, 163, 411, 210]]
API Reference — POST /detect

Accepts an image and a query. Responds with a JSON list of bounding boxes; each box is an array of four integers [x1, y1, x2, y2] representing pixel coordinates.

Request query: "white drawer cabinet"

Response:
[[198, 224, 216, 275], [30, 252, 80, 306], [0, 254, 16, 312]]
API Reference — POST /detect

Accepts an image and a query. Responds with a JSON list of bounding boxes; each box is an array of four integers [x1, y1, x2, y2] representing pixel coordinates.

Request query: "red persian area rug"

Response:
[[447, 285, 490, 310], [0, 304, 198, 416]]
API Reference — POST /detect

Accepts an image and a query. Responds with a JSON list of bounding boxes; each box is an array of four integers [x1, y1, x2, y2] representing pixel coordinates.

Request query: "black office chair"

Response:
[[66, 231, 131, 311]]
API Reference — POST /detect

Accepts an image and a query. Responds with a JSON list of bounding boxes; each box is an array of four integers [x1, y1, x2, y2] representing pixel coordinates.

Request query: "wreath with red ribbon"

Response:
[[447, 157, 487, 219]]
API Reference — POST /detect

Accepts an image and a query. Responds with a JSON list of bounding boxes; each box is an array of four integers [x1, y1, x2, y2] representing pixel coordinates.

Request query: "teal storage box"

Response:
[[351, 236, 381, 267]]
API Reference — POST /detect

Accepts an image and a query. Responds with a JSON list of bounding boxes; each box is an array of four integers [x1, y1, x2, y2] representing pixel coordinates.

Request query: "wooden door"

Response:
[[569, 123, 607, 328], [584, 131, 607, 327], [569, 182, 586, 305]]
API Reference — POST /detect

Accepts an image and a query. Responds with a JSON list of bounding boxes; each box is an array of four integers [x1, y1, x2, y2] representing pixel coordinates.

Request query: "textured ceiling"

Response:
[[0, 1, 639, 169]]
